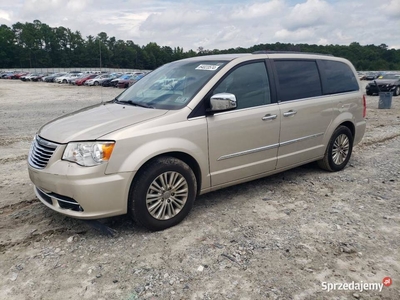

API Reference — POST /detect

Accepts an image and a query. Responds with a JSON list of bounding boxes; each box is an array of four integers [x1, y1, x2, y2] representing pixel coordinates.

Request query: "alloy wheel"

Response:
[[332, 134, 350, 165], [146, 171, 189, 220]]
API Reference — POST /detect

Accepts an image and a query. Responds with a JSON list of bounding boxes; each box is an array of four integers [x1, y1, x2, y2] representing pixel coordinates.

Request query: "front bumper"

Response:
[[28, 158, 134, 219], [366, 84, 396, 94]]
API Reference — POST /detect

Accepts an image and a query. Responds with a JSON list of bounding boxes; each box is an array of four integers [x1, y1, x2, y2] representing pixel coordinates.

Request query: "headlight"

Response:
[[62, 141, 115, 166]]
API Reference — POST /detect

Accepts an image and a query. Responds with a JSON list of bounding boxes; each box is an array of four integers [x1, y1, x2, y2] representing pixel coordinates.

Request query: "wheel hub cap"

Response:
[[146, 171, 188, 220], [332, 134, 350, 165]]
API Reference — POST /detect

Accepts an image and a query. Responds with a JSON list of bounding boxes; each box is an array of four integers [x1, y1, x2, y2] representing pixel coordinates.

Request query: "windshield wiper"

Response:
[[112, 98, 154, 108], [130, 101, 154, 109]]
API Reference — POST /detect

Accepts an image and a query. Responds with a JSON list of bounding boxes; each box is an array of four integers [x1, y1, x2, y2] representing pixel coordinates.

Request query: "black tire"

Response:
[[63, 79, 67, 83], [394, 86, 400, 96], [94, 81, 99, 86], [318, 126, 353, 172], [129, 157, 197, 231]]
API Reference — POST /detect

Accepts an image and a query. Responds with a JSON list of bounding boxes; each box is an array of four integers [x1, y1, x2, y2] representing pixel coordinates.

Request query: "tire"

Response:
[[94, 81, 99, 86], [366, 91, 372, 96], [394, 86, 400, 96], [63, 79, 67, 83], [318, 126, 353, 172], [129, 157, 197, 231]]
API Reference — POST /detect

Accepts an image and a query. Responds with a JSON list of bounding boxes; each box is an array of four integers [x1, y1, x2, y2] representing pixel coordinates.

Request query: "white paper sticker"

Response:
[[195, 64, 220, 71], [174, 96, 188, 103]]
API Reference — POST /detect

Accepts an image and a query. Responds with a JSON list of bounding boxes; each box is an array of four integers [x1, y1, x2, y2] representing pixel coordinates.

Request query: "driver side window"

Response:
[[213, 62, 271, 109]]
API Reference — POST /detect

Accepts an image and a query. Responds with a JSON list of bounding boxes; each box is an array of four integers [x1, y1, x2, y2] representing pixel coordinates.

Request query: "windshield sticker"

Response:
[[195, 64, 220, 71], [174, 96, 188, 103]]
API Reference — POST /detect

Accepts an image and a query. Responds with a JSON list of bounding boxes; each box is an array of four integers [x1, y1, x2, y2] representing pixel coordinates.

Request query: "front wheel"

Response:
[[129, 157, 197, 231], [394, 86, 400, 96], [318, 126, 353, 172]]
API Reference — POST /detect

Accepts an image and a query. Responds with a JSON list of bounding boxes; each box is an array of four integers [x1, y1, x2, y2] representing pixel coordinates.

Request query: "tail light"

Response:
[[362, 95, 367, 118]]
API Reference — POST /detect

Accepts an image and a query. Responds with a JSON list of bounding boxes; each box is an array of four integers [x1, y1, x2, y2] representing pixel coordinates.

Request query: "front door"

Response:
[[207, 61, 280, 187]]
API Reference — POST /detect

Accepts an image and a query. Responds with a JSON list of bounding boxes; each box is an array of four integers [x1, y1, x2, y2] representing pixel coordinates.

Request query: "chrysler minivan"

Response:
[[28, 52, 366, 231]]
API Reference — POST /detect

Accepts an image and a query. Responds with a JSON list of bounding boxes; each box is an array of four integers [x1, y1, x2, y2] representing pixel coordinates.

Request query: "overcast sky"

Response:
[[1, 0, 399, 51]]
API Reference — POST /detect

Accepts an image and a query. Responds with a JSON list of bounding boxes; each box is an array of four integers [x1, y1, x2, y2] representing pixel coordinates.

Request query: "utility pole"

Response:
[[99, 39, 102, 72]]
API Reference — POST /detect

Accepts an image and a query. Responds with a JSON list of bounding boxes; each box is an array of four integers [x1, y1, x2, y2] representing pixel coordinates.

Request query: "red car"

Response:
[[75, 74, 98, 86], [117, 74, 144, 88], [10, 72, 28, 79]]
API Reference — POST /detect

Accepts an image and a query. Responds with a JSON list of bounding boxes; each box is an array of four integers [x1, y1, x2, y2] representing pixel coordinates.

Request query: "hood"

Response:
[[39, 102, 168, 143]]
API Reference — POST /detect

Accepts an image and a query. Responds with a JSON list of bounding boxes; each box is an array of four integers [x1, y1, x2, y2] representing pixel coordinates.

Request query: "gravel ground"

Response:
[[0, 80, 399, 300]]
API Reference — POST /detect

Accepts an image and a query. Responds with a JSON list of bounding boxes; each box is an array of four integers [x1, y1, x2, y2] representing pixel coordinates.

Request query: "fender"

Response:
[[105, 119, 210, 189]]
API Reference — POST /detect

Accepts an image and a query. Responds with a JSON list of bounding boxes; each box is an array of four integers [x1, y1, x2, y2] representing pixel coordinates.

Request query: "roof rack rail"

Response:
[[252, 50, 333, 56]]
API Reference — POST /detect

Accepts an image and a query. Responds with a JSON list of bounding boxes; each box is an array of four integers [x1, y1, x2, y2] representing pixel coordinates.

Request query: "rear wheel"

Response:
[[318, 126, 353, 172], [94, 81, 99, 86], [129, 157, 197, 231]]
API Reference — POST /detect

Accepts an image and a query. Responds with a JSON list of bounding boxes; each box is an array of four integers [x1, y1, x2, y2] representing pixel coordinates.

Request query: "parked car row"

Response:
[[0, 70, 147, 89]]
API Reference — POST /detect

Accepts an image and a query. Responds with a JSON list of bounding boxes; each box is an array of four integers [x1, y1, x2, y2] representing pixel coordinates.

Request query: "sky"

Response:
[[0, 0, 399, 51]]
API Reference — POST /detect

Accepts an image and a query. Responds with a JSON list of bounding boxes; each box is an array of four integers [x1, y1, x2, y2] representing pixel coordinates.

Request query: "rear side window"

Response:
[[274, 60, 322, 101], [319, 60, 359, 94]]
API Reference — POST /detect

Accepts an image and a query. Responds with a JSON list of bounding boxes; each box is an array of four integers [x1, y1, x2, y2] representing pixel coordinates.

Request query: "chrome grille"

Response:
[[29, 136, 59, 169]]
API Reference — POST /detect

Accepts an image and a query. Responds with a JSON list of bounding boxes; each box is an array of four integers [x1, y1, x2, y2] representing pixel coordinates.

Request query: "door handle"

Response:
[[283, 110, 297, 117], [262, 114, 277, 121]]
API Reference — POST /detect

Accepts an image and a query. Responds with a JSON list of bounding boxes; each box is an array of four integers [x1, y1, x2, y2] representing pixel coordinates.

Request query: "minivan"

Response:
[[28, 52, 366, 231]]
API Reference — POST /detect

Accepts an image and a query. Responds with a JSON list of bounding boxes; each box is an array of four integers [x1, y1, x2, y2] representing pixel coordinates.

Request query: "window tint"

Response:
[[320, 60, 359, 94], [213, 62, 271, 109], [274, 60, 322, 101]]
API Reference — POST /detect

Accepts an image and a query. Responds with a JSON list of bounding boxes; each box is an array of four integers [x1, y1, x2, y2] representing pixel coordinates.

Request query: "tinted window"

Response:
[[274, 60, 322, 101], [320, 60, 359, 94], [213, 62, 271, 109]]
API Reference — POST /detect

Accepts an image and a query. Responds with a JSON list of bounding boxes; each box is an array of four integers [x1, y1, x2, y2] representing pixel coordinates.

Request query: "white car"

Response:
[[28, 52, 366, 231], [84, 74, 112, 86], [55, 73, 82, 84]]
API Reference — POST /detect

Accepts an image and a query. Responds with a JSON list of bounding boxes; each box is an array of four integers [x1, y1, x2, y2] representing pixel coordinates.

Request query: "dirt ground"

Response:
[[0, 80, 399, 300]]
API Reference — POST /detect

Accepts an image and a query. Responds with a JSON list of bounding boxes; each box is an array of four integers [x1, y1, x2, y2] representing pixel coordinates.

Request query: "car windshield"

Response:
[[116, 59, 228, 109]]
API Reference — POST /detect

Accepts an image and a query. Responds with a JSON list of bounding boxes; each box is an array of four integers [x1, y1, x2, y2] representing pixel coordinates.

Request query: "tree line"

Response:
[[1, 20, 399, 71]]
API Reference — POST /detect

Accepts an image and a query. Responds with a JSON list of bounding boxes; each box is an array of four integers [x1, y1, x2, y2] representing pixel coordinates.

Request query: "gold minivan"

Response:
[[28, 52, 366, 231]]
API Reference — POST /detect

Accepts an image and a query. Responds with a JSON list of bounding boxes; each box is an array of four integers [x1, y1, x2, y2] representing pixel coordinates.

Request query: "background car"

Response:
[[55, 73, 82, 84], [42, 73, 66, 82], [85, 74, 113, 86], [30, 73, 48, 82], [74, 74, 98, 86], [117, 74, 145, 88], [366, 74, 400, 96]]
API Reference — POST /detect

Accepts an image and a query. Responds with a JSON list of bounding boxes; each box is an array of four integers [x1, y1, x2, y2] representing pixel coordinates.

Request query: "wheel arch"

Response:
[[339, 120, 355, 139], [130, 151, 202, 196]]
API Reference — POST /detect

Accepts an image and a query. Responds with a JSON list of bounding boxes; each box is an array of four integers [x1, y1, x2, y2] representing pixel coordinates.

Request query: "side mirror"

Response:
[[209, 93, 237, 113]]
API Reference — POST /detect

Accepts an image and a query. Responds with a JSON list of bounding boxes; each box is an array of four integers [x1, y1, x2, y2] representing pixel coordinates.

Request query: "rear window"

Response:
[[319, 60, 359, 94], [274, 60, 322, 101]]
